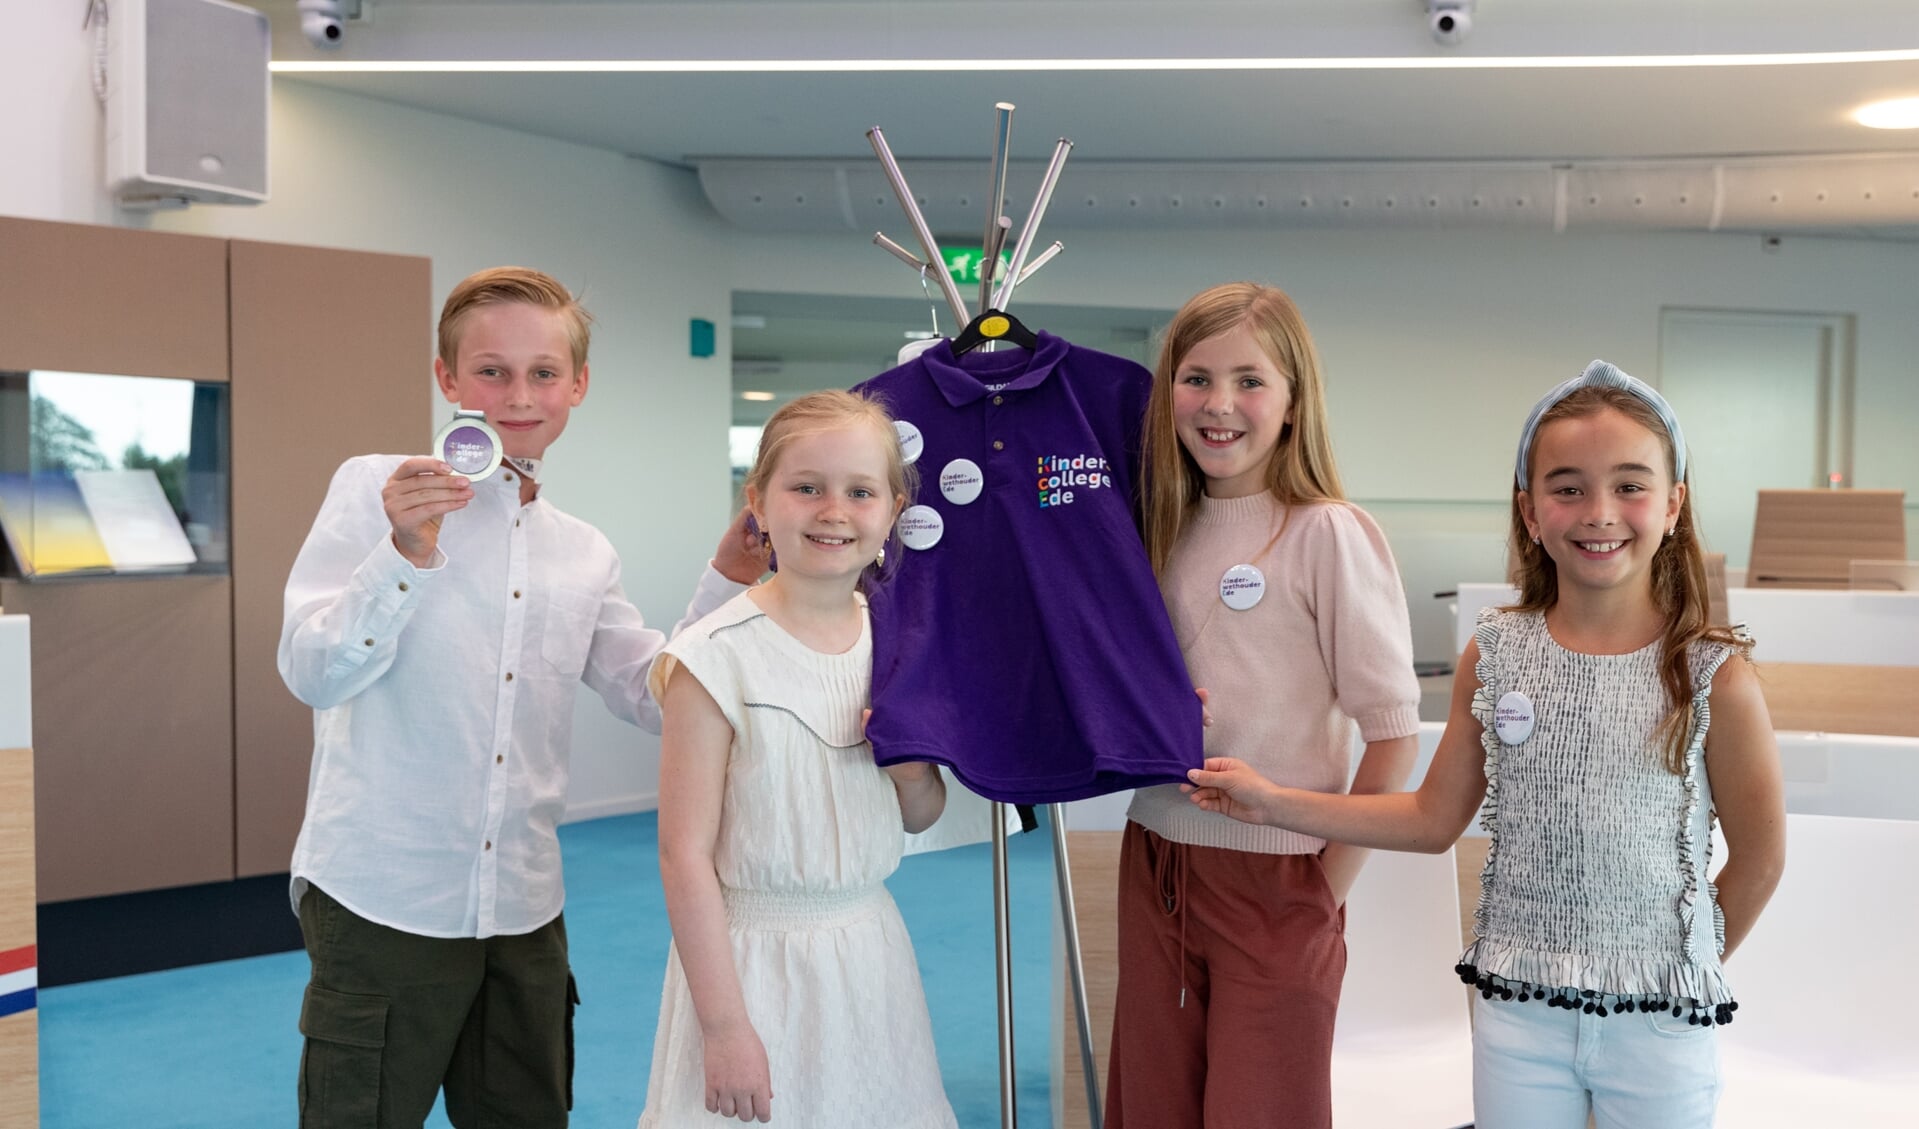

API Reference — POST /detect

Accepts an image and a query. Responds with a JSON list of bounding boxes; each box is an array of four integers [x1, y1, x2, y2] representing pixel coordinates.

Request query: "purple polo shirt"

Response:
[[854, 332, 1203, 804]]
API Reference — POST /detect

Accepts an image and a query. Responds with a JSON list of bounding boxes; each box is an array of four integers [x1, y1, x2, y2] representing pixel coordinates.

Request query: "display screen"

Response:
[[0, 370, 230, 577]]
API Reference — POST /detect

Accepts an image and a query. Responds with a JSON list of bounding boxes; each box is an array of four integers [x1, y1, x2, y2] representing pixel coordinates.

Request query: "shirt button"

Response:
[[484, 840, 492, 850], [505, 672, 514, 682], [993, 395, 1004, 405], [992, 440, 1005, 451], [513, 590, 521, 599], [496, 754, 504, 764], [514, 519, 521, 528], [504, 472, 515, 483], [363, 638, 374, 647], [397, 581, 409, 592]]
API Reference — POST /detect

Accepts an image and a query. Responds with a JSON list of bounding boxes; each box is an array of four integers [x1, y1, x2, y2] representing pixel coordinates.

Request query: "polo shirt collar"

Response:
[[922, 331, 1069, 406]]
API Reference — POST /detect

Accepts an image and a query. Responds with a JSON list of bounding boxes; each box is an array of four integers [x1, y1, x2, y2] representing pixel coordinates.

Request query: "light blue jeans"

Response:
[[1472, 994, 1722, 1129]]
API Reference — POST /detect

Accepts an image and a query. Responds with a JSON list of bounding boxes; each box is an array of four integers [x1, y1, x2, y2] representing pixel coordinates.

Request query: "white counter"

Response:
[[1454, 582, 1919, 666], [0, 616, 28, 749]]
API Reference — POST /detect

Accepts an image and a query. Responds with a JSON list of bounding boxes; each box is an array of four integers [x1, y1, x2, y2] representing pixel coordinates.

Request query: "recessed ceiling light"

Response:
[[740, 390, 775, 401], [731, 314, 767, 330], [903, 330, 938, 340], [1854, 96, 1919, 129]]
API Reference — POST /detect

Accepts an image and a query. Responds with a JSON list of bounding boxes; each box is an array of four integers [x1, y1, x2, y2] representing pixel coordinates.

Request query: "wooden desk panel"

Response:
[[1, 745, 36, 1129], [0, 1012, 35, 1129], [1757, 663, 1919, 738], [1060, 830, 1120, 1129]]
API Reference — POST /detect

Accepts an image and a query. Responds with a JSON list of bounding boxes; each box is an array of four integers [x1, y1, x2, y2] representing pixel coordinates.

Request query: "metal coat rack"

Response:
[[867, 104, 1099, 1129]]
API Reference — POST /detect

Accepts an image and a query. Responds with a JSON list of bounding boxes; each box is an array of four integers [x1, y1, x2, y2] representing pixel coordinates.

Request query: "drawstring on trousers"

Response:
[[1154, 836, 1190, 1008]]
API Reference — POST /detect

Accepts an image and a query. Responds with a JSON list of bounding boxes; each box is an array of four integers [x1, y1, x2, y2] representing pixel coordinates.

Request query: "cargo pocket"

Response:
[[564, 972, 581, 1111], [299, 984, 388, 1128]]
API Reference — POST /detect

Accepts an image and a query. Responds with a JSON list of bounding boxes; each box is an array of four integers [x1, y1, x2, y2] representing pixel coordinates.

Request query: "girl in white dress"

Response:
[[638, 390, 958, 1128]]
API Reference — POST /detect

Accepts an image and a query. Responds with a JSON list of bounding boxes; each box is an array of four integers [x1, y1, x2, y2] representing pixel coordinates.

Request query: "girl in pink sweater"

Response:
[[1104, 283, 1422, 1129]]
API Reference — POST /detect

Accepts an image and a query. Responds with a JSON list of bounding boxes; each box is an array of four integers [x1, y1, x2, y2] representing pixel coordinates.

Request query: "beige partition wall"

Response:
[[0, 215, 235, 903], [0, 216, 430, 902], [229, 240, 432, 878], [0, 578, 236, 900], [1, 615, 38, 1128], [0, 218, 229, 381]]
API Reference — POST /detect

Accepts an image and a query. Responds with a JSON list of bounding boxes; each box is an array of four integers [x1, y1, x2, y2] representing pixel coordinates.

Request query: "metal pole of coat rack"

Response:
[[868, 106, 1099, 1129]]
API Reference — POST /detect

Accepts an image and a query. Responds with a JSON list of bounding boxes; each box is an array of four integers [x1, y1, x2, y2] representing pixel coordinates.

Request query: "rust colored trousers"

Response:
[[1104, 822, 1346, 1129]]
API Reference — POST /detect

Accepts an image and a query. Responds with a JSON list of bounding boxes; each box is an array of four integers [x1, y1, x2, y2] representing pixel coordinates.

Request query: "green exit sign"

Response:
[[943, 248, 1013, 285]]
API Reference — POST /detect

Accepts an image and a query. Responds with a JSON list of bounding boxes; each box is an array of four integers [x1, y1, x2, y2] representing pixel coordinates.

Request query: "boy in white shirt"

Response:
[[279, 266, 762, 1128]]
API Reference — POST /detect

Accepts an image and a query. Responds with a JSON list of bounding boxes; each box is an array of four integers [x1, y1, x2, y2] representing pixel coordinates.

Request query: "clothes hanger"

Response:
[[951, 307, 1038, 356]]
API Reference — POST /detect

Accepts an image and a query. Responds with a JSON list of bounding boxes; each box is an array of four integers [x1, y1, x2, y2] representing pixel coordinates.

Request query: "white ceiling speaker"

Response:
[[107, 0, 271, 208]]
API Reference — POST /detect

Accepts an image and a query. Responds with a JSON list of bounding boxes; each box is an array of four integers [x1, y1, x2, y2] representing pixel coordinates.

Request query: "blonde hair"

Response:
[[1140, 282, 1345, 574], [1507, 385, 1747, 774], [437, 266, 593, 371], [744, 390, 918, 586]]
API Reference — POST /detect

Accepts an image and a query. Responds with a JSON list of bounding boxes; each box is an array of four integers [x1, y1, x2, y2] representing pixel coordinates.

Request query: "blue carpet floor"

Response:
[[38, 811, 1060, 1128]]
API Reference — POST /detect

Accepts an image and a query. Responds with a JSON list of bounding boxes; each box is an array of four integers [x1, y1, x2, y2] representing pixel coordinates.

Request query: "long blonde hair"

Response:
[[1508, 386, 1746, 774], [1140, 282, 1345, 574]]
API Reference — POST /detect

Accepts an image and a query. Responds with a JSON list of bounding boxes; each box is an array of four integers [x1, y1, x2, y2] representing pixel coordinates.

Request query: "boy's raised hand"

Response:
[[383, 457, 472, 568], [1182, 757, 1282, 826], [713, 506, 773, 585]]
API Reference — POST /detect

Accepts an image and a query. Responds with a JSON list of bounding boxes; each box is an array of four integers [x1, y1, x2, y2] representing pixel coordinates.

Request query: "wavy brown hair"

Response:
[[1140, 283, 1345, 575], [1509, 385, 1747, 774]]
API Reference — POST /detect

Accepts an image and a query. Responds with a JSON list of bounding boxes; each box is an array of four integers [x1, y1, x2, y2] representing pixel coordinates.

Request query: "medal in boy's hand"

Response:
[[434, 409, 503, 481]]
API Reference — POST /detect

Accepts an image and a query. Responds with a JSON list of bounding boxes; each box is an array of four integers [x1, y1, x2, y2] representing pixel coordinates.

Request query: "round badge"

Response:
[[898, 505, 945, 550], [1494, 691, 1536, 746], [939, 458, 984, 505], [895, 420, 924, 465], [1219, 564, 1266, 611], [433, 411, 502, 482]]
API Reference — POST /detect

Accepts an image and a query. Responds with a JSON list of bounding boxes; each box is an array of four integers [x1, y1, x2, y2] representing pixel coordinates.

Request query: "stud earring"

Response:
[[1531, 535, 1541, 545], [759, 529, 771, 549]]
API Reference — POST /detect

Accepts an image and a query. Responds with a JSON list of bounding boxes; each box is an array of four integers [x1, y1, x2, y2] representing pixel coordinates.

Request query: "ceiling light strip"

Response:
[[270, 49, 1919, 75]]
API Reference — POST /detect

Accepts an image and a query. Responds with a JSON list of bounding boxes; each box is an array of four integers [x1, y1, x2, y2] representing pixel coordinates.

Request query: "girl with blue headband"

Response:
[[1183, 360, 1787, 1129]]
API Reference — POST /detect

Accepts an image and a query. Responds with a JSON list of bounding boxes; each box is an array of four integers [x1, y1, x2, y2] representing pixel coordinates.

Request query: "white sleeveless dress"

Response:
[[636, 592, 958, 1129]]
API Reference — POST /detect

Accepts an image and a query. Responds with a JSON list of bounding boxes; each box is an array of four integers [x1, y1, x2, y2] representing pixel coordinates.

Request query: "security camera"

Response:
[[298, 0, 347, 49], [1427, 0, 1474, 46]]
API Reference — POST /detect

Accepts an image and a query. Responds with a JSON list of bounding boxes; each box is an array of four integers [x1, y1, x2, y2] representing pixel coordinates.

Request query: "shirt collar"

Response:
[[920, 331, 1068, 407]]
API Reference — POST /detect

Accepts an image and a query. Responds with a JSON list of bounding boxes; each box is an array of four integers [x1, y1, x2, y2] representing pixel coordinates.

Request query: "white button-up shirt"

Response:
[[281, 455, 740, 937]]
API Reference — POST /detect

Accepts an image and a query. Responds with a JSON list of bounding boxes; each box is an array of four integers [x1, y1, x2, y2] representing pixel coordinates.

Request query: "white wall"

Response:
[[0, 1, 122, 224], [7, 53, 1918, 812], [720, 225, 1919, 505]]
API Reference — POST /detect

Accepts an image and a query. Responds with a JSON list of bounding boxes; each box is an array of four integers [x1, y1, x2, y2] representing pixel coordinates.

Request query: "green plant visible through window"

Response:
[[28, 393, 108, 471], [27, 395, 189, 521]]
